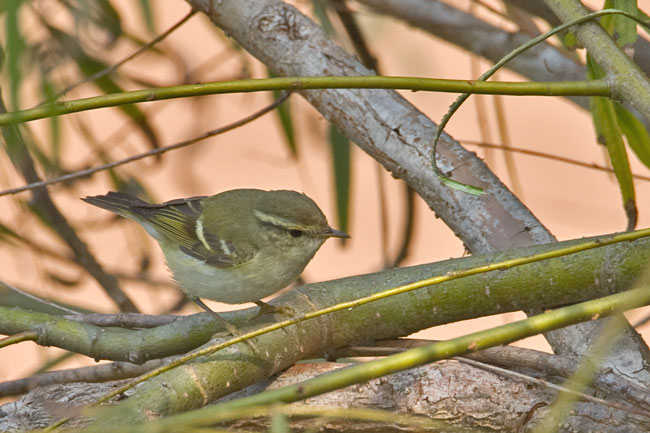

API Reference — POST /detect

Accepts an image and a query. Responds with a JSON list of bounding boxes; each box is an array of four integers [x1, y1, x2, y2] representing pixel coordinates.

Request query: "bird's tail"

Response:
[[82, 191, 150, 217]]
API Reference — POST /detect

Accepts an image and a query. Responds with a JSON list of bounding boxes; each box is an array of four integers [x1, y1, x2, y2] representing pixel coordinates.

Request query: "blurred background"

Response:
[[2, 0, 650, 400]]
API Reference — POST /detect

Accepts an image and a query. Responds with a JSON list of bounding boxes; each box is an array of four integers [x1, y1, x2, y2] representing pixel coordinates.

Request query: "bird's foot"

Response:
[[194, 299, 260, 356], [253, 301, 296, 318]]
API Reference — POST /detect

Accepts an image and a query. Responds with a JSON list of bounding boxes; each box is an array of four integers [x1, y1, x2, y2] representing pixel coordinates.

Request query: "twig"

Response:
[[462, 139, 650, 182], [63, 312, 184, 328], [0, 357, 168, 397], [0, 331, 39, 349]]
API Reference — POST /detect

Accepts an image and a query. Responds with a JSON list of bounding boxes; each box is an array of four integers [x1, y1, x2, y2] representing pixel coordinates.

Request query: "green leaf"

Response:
[[634, 7, 650, 39], [329, 124, 351, 237], [138, 0, 156, 34], [438, 176, 485, 195], [38, 70, 62, 169], [560, 31, 579, 50], [613, 101, 650, 169], [0, 221, 22, 245], [312, 0, 335, 36], [5, 0, 26, 110], [94, 0, 122, 46], [586, 52, 605, 80], [602, 0, 638, 48], [47, 25, 159, 150], [275, 96, 296, 156], [47, 271, 82, 287], [268, 70, 297, 157], [587, 55, 637, 230], [62, 0, 122, 47]]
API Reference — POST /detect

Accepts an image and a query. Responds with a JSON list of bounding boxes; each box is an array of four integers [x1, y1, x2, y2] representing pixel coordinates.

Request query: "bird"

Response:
[[82, 189, 349, 327]]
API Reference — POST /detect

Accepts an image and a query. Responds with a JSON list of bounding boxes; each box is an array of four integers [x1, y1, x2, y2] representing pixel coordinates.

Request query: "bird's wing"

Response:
[[130, 197, 254, 267]]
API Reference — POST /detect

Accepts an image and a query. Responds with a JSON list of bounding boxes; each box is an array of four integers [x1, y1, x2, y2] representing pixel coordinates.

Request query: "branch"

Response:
[[506, 0, 650, 77], [334, 339, 650, 410], [0, 358, 167, 398], [2, 231, 646, 361], [0, 91, 290, 197], [0, 77, 610, 127]]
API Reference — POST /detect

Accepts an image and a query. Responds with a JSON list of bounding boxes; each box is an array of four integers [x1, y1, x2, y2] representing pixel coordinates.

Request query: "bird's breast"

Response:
[[161, 243, 313, 304]]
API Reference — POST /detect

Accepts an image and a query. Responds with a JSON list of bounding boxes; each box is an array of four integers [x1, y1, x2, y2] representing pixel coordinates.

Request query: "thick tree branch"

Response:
[[334, 339, 650, 411], [506, 0, 650, 77]]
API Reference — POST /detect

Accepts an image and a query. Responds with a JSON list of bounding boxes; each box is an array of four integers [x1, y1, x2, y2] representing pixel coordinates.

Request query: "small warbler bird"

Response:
[[83, 189, 348, 321]]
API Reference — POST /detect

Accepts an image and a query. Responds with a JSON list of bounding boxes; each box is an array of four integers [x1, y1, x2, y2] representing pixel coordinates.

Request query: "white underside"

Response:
[[161, 241, 316, 304]]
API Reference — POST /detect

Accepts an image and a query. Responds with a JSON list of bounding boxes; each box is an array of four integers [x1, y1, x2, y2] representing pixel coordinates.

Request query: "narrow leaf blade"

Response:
[[268, 70, 297, 157], [613, 101, 650, 169], [329, 124, 351, 237], [588, 56, 637, 230], [138, 0, 156, 34], [5, 0, 26, 110]]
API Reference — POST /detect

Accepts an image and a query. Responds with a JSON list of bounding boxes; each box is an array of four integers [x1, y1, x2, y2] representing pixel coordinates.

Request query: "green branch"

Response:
[[0, 76, 610, 126]]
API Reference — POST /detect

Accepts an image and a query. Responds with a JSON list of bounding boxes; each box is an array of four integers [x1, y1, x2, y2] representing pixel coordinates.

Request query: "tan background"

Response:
[[2, 0, 650, 399]]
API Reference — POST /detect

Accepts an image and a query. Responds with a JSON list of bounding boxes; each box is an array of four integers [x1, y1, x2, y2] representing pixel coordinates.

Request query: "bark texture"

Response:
[[3, 362, 648, 432]]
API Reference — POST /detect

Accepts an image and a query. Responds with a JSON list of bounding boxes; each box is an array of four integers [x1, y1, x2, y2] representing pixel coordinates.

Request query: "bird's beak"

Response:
[[324, 226, 350, 238]]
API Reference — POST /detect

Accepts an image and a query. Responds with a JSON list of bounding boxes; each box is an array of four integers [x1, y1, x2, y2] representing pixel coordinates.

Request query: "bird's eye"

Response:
[[289, 229, 303, 238]]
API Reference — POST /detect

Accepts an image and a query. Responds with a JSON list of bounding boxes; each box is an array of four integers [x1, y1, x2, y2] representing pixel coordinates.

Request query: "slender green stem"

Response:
[[0, 76, 609, 127], [0, 331, 38, 348]]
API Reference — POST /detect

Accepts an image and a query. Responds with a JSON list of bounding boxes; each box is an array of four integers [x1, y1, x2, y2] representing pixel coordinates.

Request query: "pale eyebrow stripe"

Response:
[[253, 209, 293, 229]]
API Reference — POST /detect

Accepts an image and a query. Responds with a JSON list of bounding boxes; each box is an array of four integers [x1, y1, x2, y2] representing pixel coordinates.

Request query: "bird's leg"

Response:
[[254, 301, 296, 318], [193, 299, 259, 355]]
